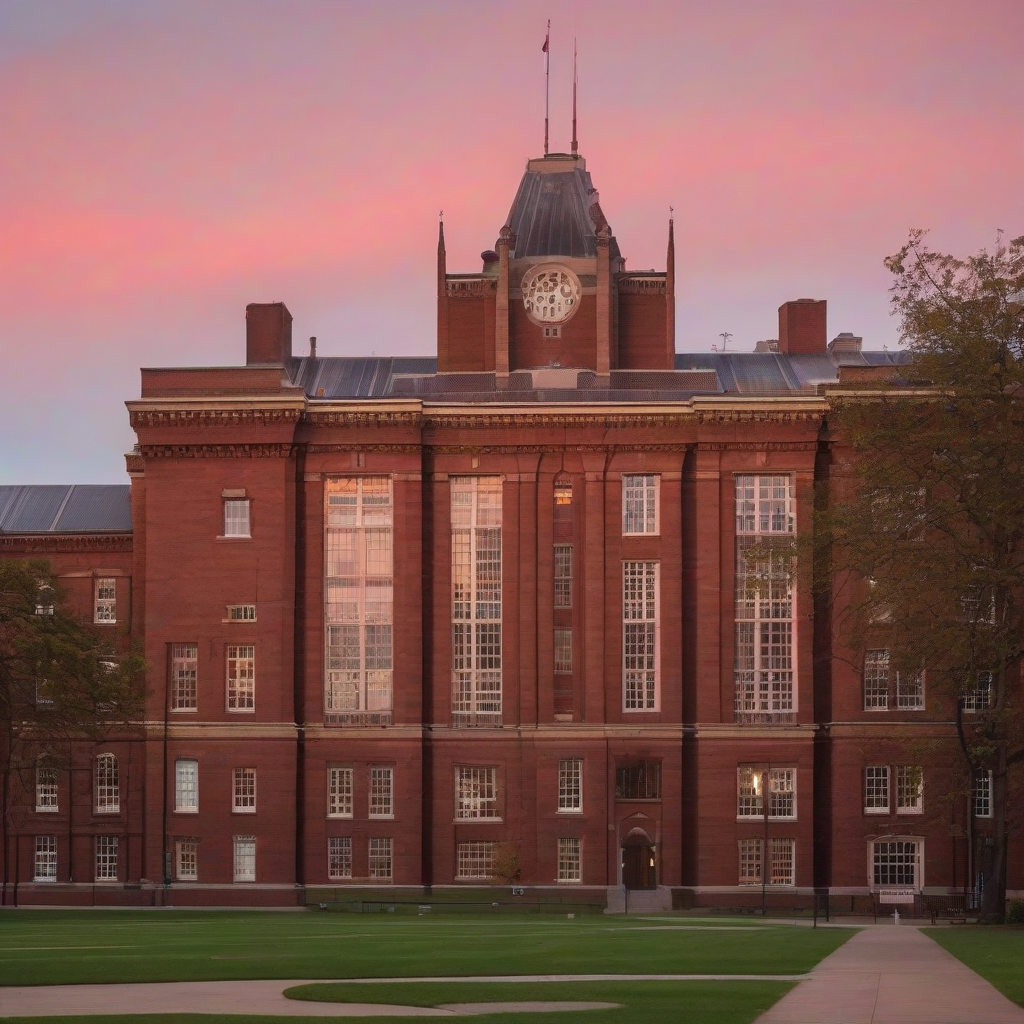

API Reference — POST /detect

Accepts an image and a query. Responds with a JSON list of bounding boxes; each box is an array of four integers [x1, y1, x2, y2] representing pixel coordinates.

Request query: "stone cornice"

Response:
[[128, 406, 303, 428], [138, 443, 297, 459], [0, 534, 133, 552]]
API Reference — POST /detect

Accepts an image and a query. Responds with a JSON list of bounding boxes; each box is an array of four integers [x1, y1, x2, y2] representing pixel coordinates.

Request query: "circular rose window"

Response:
[[521, 264, 581, 324]]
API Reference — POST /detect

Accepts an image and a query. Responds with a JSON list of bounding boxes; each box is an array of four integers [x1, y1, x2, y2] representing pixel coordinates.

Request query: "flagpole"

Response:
[[544, 20, 550, 155], [571, 38, 578, 155]]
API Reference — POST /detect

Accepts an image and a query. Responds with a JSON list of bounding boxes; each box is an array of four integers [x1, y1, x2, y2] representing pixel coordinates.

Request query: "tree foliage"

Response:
[[0, 559, 144, 894], [822, 231, 1024, 920]]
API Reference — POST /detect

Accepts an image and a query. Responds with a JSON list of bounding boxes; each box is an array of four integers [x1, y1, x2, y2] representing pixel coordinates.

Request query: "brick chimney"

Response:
[[778, 299, 826, 355], [246, 302, 293, 365]]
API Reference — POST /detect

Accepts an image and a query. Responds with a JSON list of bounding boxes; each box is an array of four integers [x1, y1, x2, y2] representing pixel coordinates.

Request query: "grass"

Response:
[[0, 910, 854, 987], [925, 927, 1024, 1007]]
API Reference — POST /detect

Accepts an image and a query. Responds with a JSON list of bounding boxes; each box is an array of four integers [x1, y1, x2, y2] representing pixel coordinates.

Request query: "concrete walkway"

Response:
[[755, 926, 1024, 1024]]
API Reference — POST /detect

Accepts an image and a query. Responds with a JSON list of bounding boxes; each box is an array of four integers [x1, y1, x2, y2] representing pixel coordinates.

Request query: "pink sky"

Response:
[[1, 0, 1022, 482]]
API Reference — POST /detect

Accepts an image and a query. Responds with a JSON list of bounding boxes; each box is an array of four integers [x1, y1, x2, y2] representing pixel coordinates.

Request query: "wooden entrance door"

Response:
[[622, 841, 657, 890]]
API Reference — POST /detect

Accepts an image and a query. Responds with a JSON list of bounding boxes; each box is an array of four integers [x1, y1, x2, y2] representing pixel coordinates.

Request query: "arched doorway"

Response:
[[621, 830, 657, 890]]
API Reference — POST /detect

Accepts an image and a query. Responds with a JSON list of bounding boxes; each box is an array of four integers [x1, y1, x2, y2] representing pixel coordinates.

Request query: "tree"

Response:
[[819, 231, 1024, 920], [490, 842, 522, 885], [0, 560, 144, 903]]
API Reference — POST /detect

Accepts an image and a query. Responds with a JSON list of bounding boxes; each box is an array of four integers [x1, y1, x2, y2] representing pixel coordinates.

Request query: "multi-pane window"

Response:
[[368, 837, 392, 879], [328, 836, 352, 879], [171, 644, 198, 711], [864, 766, 890, 814], [554, 545, 573, 609], [35, 583, 54, 616], [226, 646, 255, 710], [897, 671, 925, 711], [896, 766, 923, 814], [615, 761, 660, 800], [174, 759, 198, 813], [94, 578, 116, 623], [34, 836, 57, 881], [451, 477, 503, 726], [176, 838, 198, 881], [233, 837, 256, 881], [369, 766, 394, 818], [770, 838, 796, 885], [973, 771, 993, 818], [622, 474, 659, 535], [95, 836, 118, 880], [558, 759, 583, 812], [456, 841, 494, 880], [736, 767, 796, 819], [226, 604, 257, 621], [557, 838, 582, 882], [223, 499, 251, 537], [734, 475, 795, 720], [455, 766, 499, 820], [35, 763, 58, 812], [963, 672, 993, 713], [328, 767, 353, 817], [738, 838, 762, 884], [863, 650, 890, 710], [95, 753, 119, 813], [554, 629, 573, 674], [233, 768, 256, 813], [872, 839, 920, 889], [325, 477, 394, 722], [623, 561, 659, 710]]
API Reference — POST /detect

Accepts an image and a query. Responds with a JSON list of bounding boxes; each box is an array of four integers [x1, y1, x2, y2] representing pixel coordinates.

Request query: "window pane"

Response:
[[174, 759, 198, 812], [233, 837, 256, 881], [233, 768, 256, 812], [865, 766, 890, 813], [328, 836, 352, 879], [328, 767, 353, 817], [34, 836, 57, 881], [558, 759, 583, 812], [455, 766, 499, 819], [557, 838, 581, 883], [224, 500, 251, 537], [171, 644, 198, 711], [456, 841, 494, 880]]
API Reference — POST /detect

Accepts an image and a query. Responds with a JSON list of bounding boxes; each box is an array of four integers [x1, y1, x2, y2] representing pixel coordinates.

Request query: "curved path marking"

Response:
[[0, 975, 804, 1018]]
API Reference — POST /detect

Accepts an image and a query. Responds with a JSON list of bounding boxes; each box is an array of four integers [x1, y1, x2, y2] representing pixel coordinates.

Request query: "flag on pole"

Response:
[[542, 24, 549, 52]]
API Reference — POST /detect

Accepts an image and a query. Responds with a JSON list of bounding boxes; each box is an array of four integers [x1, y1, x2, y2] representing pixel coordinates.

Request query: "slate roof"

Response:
[[288, 350, 910, 401], [0, 485, 132, 535], [504, 156, 622, 261]]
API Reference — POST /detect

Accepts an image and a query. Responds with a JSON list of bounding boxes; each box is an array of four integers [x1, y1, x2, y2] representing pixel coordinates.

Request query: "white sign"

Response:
[[878, 888, 915, 904]]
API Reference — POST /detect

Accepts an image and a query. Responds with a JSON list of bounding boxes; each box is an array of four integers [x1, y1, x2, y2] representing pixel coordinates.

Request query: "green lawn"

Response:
[[925, 927, 1024, 1007], [0, 911, 854, 987]]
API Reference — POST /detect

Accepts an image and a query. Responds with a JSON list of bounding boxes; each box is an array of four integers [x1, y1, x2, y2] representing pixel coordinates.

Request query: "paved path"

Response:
[[0, 974, 799, 1018], [755, 926, 1024, 1024]]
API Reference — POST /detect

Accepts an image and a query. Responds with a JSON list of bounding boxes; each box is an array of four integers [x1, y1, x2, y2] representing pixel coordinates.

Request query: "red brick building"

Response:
[[2, 147, 1017, 909]]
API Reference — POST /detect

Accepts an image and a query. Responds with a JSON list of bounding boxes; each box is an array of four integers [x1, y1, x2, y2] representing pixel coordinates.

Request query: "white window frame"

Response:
[[734, 475, 796, 721], [233, 767, 256, 814], [863, 649, 890, 711], [94, 578, 116, 624], [368, 766, 394, 819], [233, 836, 256, 882], [557, 837, 582, 883], [622, 561, 659, 712], [328, 766, 354, 818], [95, 753, 119, 814], [553, 544, 573, 609], [451, 477, 503, 726], [328, 836, 352, 879], [736, 766, 797, 820], [738, 838, 762, 884], [455, 766, 500, 821], [554, 628, 573, 674], [368, 837, 392, 880], [973, 770, 993, 818], [456, 841, 495, 880], [175, 838, 198, 881], [870, 838, 923, 891], [226, 645, 255, 711], [95, 836, 118, 881], [896, 670, 925, 711], [864, 765, 890, 814], [226, 604, 257, 622], [223, 499, 251, 538], [963, 671, 993, 713], [34, 836, 57, 882], [896, 766, 923, 815], [174, 758, 198, 813], [171, 643, 198, 712], [769, 837, 796, 886], [622, 474, 659, 535], [325, 477, 394, 722], [35, 763, 58, 813], [557, 758, 583, 813]]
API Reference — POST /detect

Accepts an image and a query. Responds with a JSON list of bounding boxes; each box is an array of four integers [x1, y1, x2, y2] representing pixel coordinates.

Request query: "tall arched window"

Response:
[[95, 753, 119, 813]]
